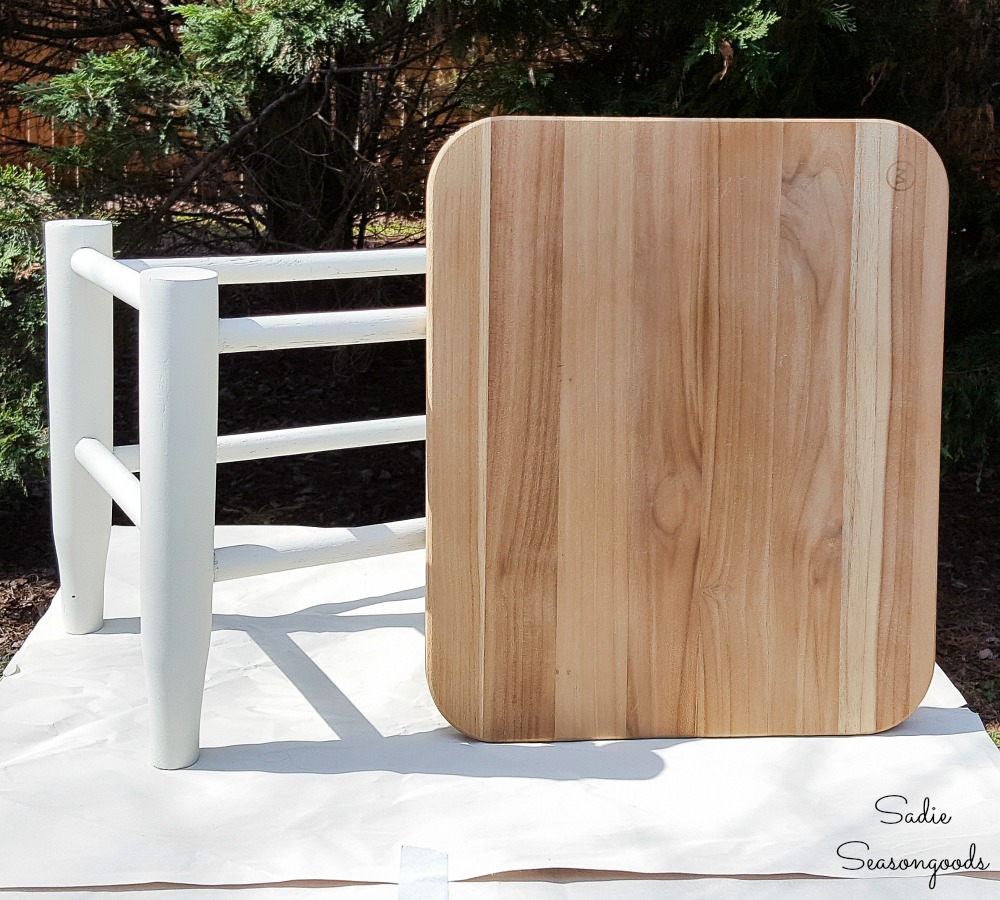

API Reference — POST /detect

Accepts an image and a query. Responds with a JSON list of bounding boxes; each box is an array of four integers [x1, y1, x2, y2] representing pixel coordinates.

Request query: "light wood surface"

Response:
[[426, 117, 948, 740]]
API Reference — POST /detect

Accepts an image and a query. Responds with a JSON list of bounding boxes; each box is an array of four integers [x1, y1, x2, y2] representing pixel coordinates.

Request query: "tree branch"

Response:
[[122, 71, 322, 252]]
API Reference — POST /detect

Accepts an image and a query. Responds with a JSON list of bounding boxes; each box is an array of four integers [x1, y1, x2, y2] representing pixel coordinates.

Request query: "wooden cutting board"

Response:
[[425, 117, 947, 741]]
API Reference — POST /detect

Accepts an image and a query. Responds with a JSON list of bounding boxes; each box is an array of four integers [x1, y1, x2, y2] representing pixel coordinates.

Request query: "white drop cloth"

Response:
[[1, 526, 998, 893]]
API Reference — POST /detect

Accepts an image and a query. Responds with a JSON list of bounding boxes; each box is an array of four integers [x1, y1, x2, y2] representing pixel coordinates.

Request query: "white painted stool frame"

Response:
[[45, 219, 428, 769]]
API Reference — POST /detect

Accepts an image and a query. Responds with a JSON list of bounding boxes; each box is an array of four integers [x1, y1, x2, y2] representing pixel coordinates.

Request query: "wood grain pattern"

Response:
[[553, 120, 634, 739], [479, 120, 565, 741], [772, 121, 853, 735], [426, 117, 948, 740], [424, 118, 490, 738], [627, 120, 717, 737]]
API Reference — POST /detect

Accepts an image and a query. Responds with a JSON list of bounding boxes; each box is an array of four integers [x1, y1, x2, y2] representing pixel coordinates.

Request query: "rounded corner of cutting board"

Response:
[[426, 118, 492, 198], [865, 117, 950, 197], [424, 659, 486, 742], [872, 651, 939, 735]]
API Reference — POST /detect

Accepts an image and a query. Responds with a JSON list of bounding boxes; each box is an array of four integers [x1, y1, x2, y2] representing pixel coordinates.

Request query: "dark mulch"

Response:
[[935, 461, 1000, 740], [1, 274, 997, 743]]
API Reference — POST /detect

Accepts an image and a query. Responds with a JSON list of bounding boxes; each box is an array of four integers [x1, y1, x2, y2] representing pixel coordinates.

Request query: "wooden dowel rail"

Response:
[[112, 414, 427, 471], [219, 307, 427, 353], [75, 437, 142, 527], [213, 517, 427, 582], [70, 248, 142, 309], [119, 247, 427, 284]]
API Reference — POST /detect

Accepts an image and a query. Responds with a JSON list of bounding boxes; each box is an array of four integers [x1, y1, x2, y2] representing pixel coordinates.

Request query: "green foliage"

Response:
[[456, 2, 862, 119], [14, 0, 498, 252], [17, 47, 238, 190], [0, 167, 61, 492], [405, 0, 431, 18], [942, 332, 1000, 476], [818, 2, 855, 33], [458, 61, 556, 115], [0, 384, 48, 489], [685, 2, 782, 68], [175, 0, 369, 82], [0, 167, 49, 296], [682, 2, 783, 94]]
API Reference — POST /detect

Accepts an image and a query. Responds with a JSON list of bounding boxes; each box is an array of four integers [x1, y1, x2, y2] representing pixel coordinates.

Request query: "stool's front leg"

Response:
[[138, 267, 220, 769]]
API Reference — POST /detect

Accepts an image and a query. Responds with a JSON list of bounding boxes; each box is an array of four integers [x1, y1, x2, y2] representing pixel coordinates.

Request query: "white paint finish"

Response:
[[120, 246, 427, 284], [44, 220, 115, 635], [137, 266, 220, 769], [113, 415, 426, 470], [110, 443, 140, 471], [219, 306, 427, 353], [213, 517, 427, 581], [74, 438, 142, 526], [48, 221, 430, 768], [212, 414, 426, 464], [69, 247, 141, 308]]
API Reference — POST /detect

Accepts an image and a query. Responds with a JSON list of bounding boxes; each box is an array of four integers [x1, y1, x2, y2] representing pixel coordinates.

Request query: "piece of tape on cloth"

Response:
[[399, 845, 449, 900]]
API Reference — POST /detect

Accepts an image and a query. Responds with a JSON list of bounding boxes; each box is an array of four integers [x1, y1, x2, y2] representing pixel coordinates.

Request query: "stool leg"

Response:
[[138, 267, 219, 769], [45, 220, 114, 636]]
